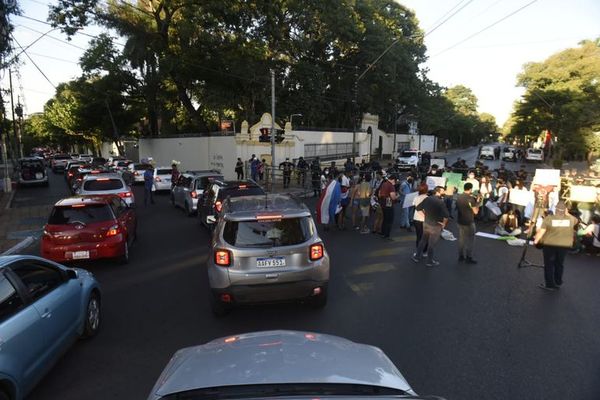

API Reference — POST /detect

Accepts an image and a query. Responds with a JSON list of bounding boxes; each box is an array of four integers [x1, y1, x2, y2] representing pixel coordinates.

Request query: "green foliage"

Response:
[[510, 39, 600, 160], [1, 0, 20, 67]]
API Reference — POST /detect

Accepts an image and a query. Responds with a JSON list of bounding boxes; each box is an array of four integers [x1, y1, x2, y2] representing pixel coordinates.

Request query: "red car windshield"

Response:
[[48, 205, 113, 225]]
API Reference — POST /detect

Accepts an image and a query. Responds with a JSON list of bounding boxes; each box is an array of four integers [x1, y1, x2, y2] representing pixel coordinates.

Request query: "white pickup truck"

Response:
[[395, 150, 421, 170]]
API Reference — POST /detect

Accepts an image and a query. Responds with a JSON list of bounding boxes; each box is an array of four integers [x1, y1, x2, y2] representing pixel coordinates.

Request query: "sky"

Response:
[[2, 0, 600, 127]]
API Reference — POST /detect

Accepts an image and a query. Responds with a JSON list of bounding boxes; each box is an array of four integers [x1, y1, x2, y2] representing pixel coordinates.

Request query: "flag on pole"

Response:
[[316, 180, 341, 225]]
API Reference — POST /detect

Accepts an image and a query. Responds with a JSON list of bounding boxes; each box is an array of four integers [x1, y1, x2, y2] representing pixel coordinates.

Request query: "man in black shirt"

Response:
[[413, 186, 449, 266], [296, 156, 308, 187], [279, 158, 294, 188], [456, 182, 480, 264]]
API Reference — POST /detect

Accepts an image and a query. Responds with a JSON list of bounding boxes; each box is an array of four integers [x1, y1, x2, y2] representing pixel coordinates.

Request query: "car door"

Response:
[[173, 176, 185, 207], [8, 261, 82, 385], [200, 184, 217, 224], [118, 197, 136, 241], [0, 270, 45, 396]]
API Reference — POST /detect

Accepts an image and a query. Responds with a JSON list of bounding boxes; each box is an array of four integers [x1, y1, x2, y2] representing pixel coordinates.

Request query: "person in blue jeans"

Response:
[[398, 176, 413, 231], [143, 167, 155, 206]]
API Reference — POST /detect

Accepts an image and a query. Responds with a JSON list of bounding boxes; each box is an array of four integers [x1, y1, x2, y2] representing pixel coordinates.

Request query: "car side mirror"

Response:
[[67, 269, 78, 280]]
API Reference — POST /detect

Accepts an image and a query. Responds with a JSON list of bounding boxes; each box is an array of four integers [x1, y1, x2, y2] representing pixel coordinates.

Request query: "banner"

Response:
[[426, 176, 446, 190], [402, 191, 418, 208], [533, 169, 561, 186], [570, 185, 597, 203], [509, 188, 533, 206]]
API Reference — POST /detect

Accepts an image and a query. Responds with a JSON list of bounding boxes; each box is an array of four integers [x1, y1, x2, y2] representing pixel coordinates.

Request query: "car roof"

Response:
[[212, 179, 260, 188], [222, 194, 310, 220], [54, 195, 116, 207], [0, 255, 63, 269], [82, 172, 123, 181], [149, 330, 413, 398], [155, 166, 172, 171], [185, 169, 222, 176]]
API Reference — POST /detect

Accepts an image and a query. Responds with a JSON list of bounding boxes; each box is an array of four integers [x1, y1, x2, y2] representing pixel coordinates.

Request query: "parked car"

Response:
[[147, 330, 445, 400], [198, 180, 265, 229], [395, 150, 421, 170], [76, 173, 135, 207], [0, 255, 101, 400], [78, 154, 93, 163], [207, 194, 328, 315], [501, 147, 517, 161], [113, 160, 132, 173], [17, 157, 48, 187], [479, 145, 496, 160], [41, 195, 137, 263], [126, 163, 152, 184], [50, 154, 71, 173], [171, 170, 223, 216], [525, 148, 544, 162], [153, 167, 174, 192], [106, 156, 126, 167]]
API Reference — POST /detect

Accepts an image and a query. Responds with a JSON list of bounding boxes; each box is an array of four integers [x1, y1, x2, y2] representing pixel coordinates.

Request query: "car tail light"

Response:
[[309, 243, 324, 261], [214, 249, 231, 266], [105, 224, 120, 237], [118, 191, 133, 198], [214, 201, 223, 213], [191, 191, 197, 199], [68, 172, 74, 177], [134, 171, 139, 176], [155, 176, 161, 182]]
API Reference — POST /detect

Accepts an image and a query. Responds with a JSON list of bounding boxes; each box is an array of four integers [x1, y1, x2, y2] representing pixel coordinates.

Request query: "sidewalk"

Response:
[[0, 190, 52, 255]]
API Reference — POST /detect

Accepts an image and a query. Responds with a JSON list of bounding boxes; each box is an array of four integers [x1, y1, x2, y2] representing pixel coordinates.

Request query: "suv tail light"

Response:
[[105, 224, 120, 237], [118, 191, 133, 198], [309, 243, 324, 261], [191, 191, 198, 199], [214, 249, 231, 266], [155, 176, 161, 182], [214, 200, 223, 213]]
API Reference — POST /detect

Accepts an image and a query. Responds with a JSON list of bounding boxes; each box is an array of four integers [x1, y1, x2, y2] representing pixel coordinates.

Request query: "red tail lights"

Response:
[[214, 249, 232, 266], [105, 224, 120, 237], [309, 243, 324, 261]]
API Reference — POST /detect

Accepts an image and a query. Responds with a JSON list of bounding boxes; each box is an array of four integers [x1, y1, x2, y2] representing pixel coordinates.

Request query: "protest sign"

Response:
[[509, 188, 533, 206], [426, 176, 446, 190], [403, 192, 418, 208], [532, 169, 561, 186], [570, 185, 597, 203]]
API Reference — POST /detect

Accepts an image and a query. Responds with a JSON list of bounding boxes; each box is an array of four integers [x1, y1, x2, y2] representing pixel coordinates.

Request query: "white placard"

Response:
[[570, 185, 597, 203], [430, 158, 446, 169], [509, 188, 533, 206], [403, 192, 418, 208], [532, 169, 561, 186], [425, 176, 446, 190]]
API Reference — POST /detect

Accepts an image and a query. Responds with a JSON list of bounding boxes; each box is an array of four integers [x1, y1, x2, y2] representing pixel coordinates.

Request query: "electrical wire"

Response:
[[432, 0, 540, 57], [11, 34, 57, 88], [28, 51, 80, 64], [425, 0, 476, 37], [17, 24, 87, 50]]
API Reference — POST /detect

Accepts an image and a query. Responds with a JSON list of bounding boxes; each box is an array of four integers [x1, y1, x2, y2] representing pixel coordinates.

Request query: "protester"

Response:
[[235, 157, 244, 180], [456, 182, 479, 264], [316, 173, 340, 231], [533, 201, 578, 291], [370, 170, 385, 235], [337, 172, 351, 230], [496, 178, 510, 212], [143, 167, 155, 207], [279, 158, 294, 188], [398, 176, 413, 231], [412, 182, 429, 258], [311, 158, 322, 197], [413, 186, 449, 267], [495, 207, 522, 236], [354, 174, 373, 233], [466, 171, 480, 193], [478, 175, 494, 221], [259, 159, 266, 181], [578, 214, 600, 254], [378, 175, 398, 239], [249, 154, 260, 181], [344, 158, 354, 174], [171, 163, 180, 189], [296, 156, 308, 187]]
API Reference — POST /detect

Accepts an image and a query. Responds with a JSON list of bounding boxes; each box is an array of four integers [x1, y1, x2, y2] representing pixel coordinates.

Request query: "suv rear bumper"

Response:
[[212, 280, 329, 304]]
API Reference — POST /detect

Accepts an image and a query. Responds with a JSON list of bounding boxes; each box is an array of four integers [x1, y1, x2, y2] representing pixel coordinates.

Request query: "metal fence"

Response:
[[304, 143, 357, 161]]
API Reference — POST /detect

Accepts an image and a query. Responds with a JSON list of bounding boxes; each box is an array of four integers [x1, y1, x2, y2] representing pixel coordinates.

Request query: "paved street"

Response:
[[15, 167, 600, 400]]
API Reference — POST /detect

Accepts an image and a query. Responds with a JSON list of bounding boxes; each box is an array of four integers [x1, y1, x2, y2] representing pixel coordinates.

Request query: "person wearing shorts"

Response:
[[356, 174, 373, 233]]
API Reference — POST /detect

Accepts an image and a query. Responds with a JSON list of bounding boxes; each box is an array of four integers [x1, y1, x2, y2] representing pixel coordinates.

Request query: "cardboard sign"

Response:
[[426, 176, 446, 190], [533, 169, 561, 186], [431, 158, 446, 169], [570, 185, 598, 203], [509, 188, 533, 206], [403, 191, 418, 208], [443, 172, 463, 190]]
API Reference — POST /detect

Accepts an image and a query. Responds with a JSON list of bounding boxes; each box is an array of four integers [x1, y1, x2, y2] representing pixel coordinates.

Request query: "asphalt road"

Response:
[[18, 161, 600, 400]]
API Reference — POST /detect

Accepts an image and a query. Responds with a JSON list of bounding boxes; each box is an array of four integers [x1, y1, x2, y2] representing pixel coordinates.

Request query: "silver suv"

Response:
[[171, 170, 222, 216], [207, 194, 330, 315]]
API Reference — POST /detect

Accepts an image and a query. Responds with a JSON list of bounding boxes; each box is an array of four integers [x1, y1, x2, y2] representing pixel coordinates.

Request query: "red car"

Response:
[[41, 195, 137, 264]]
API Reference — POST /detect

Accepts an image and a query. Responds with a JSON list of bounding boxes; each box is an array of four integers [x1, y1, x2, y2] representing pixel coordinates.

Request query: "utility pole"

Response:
[[1, 92, 12, 192], [15, 98, 23, 159], [8, 69, 18, 164], [351, 66, 358, 163], [270, 69, 276, 191]]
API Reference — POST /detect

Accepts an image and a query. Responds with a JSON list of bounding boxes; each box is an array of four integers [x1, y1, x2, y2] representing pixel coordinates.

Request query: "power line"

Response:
[[425, 0, 475, 37], [17, 24, 87, 50], [28, 51, 80, 64], [426, 0, 468, 31], [11, 34, 57, 88], [432, 0, 539, 57]]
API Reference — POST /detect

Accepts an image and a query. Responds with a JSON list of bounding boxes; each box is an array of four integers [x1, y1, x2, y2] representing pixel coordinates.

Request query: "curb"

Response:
[[1, 236, 36, 256]]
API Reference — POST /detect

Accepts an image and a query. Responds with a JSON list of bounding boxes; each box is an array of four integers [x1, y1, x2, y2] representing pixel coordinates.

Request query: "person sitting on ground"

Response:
[[495, 206, 522, 236], [578, 214, 600, 254]]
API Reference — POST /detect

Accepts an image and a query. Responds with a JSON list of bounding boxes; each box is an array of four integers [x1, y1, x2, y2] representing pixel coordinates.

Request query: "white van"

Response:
[[525, 148, 544, 162], [479, 146, 496, 160]]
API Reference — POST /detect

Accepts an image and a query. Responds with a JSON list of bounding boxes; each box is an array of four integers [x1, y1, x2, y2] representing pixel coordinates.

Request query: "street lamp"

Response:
[[289, 113, 302, 129]]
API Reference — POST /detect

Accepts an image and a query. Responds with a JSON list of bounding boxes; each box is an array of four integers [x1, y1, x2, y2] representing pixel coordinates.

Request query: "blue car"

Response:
[[0, 255, 101, 400]]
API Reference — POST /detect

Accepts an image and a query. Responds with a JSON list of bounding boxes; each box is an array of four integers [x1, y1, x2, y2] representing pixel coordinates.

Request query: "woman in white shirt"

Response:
[[412, 182, 430, 258]]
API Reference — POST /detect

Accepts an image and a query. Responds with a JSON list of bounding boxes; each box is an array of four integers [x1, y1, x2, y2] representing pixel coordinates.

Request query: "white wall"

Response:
[[138, 136, 237, 179]]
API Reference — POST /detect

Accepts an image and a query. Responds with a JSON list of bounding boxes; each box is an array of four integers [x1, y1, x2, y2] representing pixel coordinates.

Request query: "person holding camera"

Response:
[[533, 201, 578, 291]]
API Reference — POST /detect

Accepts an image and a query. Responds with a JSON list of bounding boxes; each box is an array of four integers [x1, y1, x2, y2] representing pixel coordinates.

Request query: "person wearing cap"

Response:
[[533, 201, 578, 291], [378, 174, 398, 239]]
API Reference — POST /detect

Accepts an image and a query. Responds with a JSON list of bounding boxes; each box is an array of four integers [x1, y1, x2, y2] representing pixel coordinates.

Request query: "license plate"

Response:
[[256, 257, 286, 268], [71, 251, 90, 260]]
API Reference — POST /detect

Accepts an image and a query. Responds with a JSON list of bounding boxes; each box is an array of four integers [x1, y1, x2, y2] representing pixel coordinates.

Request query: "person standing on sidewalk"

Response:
[[143, 167, 155, 207], [534, 201, 578, 291], [412, 186, 449, 267], [311, 158, 322, 197], [378, 175, 398, 239], [279, 158, 294, 189], [235, 158, 244, 180], [398, 176, 413, 231], [456, 182, 480, 264]]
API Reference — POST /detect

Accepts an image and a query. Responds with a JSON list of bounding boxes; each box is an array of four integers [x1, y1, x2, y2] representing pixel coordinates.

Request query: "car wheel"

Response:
[[309, 287, 328, 309], [209, 293, 230, 317], [82, 292, 101, 338], [119, 241, 130, 264]]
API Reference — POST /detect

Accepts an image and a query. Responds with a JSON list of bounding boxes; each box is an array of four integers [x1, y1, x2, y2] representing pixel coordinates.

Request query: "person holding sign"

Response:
[[412, 186, 449, 267], [534, 201, 578, 291]]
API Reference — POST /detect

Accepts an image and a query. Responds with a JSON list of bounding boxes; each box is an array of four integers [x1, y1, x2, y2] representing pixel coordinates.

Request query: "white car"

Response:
[[77, 173, 135, 206], [153, 167, 173, 191], [526, 148, 544, 162], [501, 147, 517, 161], [479, 146, 496, 160], [127, 163, 152, 183], [395, 150, 421, 170], [79, 154, 93, 162]]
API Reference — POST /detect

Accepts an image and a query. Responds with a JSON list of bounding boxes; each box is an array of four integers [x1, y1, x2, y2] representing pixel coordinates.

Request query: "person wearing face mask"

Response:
[[478, 175, 494, 222], [466, 171, 480, 193], [398, 176, 414, 231]]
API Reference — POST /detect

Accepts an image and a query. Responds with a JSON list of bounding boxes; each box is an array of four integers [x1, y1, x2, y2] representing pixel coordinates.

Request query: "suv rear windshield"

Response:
[[400, 151, 417, 157], [223, 217, 313, 247], [196, 175, 223, 189], [20, 160, 44, 169], [83, 178, 124, 191], [134, 164, 151, 171], [218, 186, 265, 199], [157, 169, 172, 175], [49, 204, 113, 224]]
